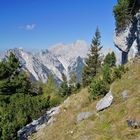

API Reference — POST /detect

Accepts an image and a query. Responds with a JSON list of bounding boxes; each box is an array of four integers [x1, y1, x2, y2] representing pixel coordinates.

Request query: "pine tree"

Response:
[[43, 74, 57, 97], [69, 72, 81, 93], [82, 27, 102, 87], [111, 52, 116, 67], [0, 52, 32, 95], [69, 72, 77, 86], [59, 73, 70, 97], [102, 64, 112, 84], [104, 52, 116, 67], [0, 53, 52, 139]]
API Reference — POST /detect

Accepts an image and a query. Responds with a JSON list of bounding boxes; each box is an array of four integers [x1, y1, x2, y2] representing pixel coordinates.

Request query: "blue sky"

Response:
[[0, 0, 117, 52]]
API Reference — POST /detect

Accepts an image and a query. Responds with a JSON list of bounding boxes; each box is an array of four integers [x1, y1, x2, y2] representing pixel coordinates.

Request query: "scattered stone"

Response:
[[121, 90, 129, 101], [77, 112, 94, 123], [127, 119, 140, 129], [96, 91, 113, 112]]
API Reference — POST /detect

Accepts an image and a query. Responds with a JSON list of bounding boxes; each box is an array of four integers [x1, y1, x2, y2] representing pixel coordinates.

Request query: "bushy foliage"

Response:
[[89, 64, 127, 100], [0, 53, 51, 139], [42, 74, 58, 97], [112, 65, 127, 81], [0, 94, 49, 140], [102, 64, 112, 84], [113, 0, 138, 29], [104, 52, 116, 67], [113, 0, 130, 29], [49, 95, 63, 107], [0, 53, 31, 96], [89, 78, 109, 100], [69, 72, 81, 94], [59, 73, 68, 96], [87, 45, 127, 100]]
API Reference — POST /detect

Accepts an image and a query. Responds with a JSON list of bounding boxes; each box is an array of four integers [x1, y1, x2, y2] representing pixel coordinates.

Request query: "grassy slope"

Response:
[[30, 59, 140, 140]]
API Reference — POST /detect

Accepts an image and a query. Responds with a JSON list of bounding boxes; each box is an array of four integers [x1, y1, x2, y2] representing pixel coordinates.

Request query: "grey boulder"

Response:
[[96, 91, 113, 112], [77, 112, 94, 123], [121, 90, 129, 101]]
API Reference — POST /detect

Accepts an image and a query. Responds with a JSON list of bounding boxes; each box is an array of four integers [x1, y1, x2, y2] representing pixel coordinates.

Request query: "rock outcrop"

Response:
[[76, 112, 94, 123], [114, 10, 140, 64], [127, 119, 140, 129], [17, 106, 60, 140], [96, 91, 113, 112]]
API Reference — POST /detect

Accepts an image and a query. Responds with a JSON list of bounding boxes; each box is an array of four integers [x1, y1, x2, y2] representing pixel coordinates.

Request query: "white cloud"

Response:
[[19, 24, 36, 31]]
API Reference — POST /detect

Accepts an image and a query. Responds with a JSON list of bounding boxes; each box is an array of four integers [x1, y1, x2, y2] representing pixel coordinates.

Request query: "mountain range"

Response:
[[0, 40, 89, 84], [0, 40, 119, 84]]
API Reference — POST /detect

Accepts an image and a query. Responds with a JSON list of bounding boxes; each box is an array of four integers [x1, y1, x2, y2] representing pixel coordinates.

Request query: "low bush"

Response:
[[89, 78, 109, 100], [49, 95, 63, 107]]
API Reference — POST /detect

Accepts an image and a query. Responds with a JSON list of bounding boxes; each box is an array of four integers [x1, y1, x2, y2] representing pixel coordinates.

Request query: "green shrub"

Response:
[[89, 78, 109, 100], [0, 53, 66, 139], [102, 64, 112, 84], [112, 65, 127, 81], [113, 0, 137, 29], [49, 96, 63, 107], [0, 93, 50, 139], [112, 67, 122, 80], [104, 52, 116, 67]]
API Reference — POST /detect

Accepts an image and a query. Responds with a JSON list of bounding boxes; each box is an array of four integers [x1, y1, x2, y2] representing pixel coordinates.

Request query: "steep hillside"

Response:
[[30, 59, 140, 140]]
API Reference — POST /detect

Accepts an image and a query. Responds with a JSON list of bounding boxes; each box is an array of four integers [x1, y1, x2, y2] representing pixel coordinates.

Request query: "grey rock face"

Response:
[[96, 91, 113, 112], [49, 40, 88, 81], [114, 10, 140, 64], [0, 40, 88, 84], [17, 106, 60, 140], [77, 112, 94, 123]]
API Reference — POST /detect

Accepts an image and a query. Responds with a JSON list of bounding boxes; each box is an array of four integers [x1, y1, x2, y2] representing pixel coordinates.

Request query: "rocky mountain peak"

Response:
[[0, 40, 117, 84], [0, 40, 89, 83]]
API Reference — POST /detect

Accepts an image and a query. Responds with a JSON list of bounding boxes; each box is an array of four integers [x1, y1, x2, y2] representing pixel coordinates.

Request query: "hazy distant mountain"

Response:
[[49, 40, 88, 80], [0, 40, 89, 83], [0, 40, 120, 84]]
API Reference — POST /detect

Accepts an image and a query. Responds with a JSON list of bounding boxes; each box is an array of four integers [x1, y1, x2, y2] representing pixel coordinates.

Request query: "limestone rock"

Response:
[[77, 112, 94, 123], [96, 91, 113, 112], [121, 90, 129, 101], [17, 106, 60, 139], [114, 10, 140, 64]]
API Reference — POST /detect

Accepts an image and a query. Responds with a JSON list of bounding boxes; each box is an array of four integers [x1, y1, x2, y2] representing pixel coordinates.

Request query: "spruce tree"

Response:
[[43, 74, 57, 97], [104, 52, 116, 67], [111, 52, 116, 67], [102, 64, 112, 84], [82, 27, 102, 87], [69, 72, 77, 86], [59, 73, 69, 97]]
